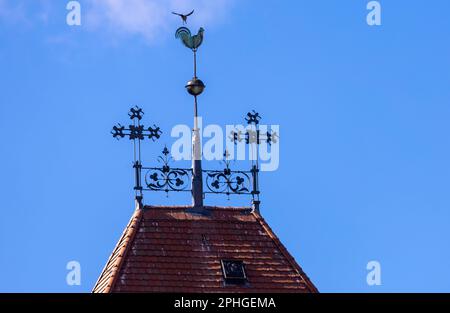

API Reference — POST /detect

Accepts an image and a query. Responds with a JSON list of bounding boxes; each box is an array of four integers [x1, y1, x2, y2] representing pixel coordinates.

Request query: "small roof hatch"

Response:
[[221, 260, 247, 284]]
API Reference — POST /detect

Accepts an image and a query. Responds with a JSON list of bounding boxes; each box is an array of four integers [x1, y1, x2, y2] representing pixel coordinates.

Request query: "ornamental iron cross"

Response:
[[112, 106, 162, 141], [229, 111, 279, 146], [112, 106, 162, 203]]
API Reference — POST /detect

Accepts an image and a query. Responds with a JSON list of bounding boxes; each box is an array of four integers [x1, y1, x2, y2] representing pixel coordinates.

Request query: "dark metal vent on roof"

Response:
[[221, 260, 247, 284]]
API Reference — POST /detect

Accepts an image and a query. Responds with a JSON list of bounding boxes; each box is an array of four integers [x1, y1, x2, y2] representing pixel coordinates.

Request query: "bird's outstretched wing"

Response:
[[172, 12, 182, 17], [185, 9, 194, 17]]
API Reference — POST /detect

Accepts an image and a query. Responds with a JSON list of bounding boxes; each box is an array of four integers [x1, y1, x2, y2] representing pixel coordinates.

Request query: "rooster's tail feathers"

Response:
[[175, 27, 191, 39], [175, 27, 193, 49]]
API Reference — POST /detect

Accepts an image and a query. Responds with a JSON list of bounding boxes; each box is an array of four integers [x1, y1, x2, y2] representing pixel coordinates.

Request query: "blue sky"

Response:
[[1, 0, 450, 292]]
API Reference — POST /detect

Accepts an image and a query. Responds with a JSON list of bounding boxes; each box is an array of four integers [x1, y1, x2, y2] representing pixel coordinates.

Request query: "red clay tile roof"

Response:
[[93, 206, 318, 293]]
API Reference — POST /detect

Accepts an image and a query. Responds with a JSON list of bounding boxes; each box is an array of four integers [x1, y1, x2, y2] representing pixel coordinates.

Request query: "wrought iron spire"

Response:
[[175, 19, 206, 209], [111, 14, 276, 214]]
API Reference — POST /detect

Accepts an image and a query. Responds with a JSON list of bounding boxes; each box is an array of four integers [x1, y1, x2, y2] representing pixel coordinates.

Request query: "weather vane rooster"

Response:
[[175, 27, 204, 51]]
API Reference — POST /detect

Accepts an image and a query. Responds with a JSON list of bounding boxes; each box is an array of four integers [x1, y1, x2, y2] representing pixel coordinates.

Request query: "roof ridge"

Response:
[[143, 205, 252, 211], [251, 211, 319, 293], [92, 208, 143, 293]]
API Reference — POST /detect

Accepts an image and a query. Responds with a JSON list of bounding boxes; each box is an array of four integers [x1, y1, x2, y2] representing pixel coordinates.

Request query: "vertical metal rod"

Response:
[[251, 165, 260, 213], [191, 47, 203, 208], [193, 49, 197, 78], [137, 118, 142, 165], [192, 94, 204, 208], [132, 118, 137, 164], [255, 126, 260, 175], [137, 118, 143, 201], [132, 118, 138, 200], [251, 123, 260, 212], [134, 161, 143, 205], [194, 96, 199, 128], [132, 117, 143, 203]]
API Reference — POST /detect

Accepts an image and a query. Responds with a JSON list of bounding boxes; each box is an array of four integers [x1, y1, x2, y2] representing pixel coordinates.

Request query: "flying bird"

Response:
[[175, 27, 204, 50], [172, 10, 194, 25]]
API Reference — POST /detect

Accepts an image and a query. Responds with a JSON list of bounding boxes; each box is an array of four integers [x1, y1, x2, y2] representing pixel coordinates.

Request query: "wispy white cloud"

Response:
[[0, 0, 234, 44], [84, 0, 233, 43]]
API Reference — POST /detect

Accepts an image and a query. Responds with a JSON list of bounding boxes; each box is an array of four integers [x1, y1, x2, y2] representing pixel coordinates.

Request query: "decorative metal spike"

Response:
[[128, 106, 144, 120], [229, 130, 243, 144], [266, 131, 279, 146], [144, 148, 191, 193], [148, 125, 162, 141], [245, 110, 261, 125], [112, 124, 125, 139]]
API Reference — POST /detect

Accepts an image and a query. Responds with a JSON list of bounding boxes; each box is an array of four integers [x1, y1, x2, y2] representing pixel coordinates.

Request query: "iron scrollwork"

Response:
[[112, 108, 266, 209], [144, 147, 192, 194], [204, 151, 252, 195]]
